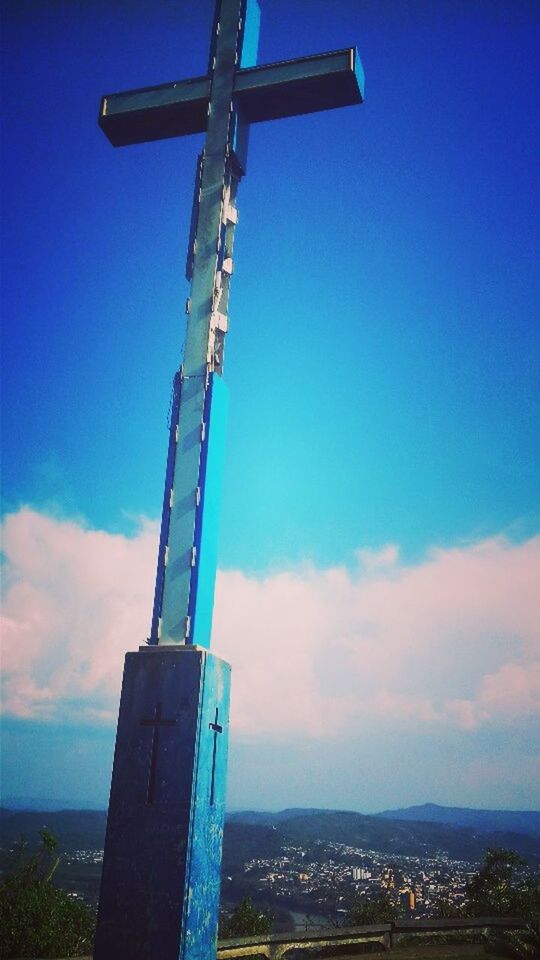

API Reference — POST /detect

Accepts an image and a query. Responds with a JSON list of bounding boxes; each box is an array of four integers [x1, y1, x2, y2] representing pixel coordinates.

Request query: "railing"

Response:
[[217, 915, 527, 960]]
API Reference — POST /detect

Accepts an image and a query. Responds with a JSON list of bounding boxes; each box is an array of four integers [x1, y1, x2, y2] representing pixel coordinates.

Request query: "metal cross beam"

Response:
[[100, 48, 363, 147], [99, 0, 364, 649]]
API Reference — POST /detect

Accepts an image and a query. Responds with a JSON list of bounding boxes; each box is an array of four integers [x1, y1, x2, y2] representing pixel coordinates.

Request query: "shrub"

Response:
[[220, 896, 272, 938], [0, 829, 95, 958], [465, 849, 540, 919], [346, 892, 402, 925]]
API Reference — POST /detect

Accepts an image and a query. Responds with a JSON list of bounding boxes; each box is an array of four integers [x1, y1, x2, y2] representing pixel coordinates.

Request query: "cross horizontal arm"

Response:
[[235, 48, 363, 123], [99, 48, 364, 147], [100, 75, 210, 147]]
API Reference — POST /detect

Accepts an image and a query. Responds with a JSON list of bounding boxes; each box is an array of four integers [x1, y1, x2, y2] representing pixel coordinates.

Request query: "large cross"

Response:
[[96, 3, 363, 956], [99, 0, 363, 651]]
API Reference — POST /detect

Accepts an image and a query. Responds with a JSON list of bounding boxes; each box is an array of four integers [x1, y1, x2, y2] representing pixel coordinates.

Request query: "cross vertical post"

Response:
[[150, 0, 260, 649], [94, 0, 364, 957], [98, 0, 363, 652]]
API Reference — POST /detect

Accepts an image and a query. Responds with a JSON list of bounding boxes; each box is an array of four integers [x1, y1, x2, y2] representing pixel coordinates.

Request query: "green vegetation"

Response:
[[488, 921, 540, 960], [433, 897, 466, 919], [347, 891, 403, 925], [465, 849, 540, 919], [220, 896, 273, 938], [0, 828, 96, 959], [430, 850, 540, 960], [345, 849, 540, 958]]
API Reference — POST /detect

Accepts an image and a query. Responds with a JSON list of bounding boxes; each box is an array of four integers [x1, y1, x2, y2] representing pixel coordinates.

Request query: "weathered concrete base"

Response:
[[94, 645, 230, 960], [218, 925, 392, 959], [218, 929, 391, 959]]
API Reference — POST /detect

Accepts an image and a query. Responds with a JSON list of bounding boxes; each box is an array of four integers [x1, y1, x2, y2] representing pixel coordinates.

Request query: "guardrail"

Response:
[[217, 915, 527, 960]]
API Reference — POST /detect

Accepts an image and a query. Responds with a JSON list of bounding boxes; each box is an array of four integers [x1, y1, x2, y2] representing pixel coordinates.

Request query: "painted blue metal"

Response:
[[159, 373, 206, 643], [94, 646, 230, 960], [155, 0, 247, 645], [240, 0, 260, 69], [185, 153, 204, 282], [150, 371, 182, 644], [100, 0, 364, 651], [353, 47, 366, 102], [189, 374, 229, 650]]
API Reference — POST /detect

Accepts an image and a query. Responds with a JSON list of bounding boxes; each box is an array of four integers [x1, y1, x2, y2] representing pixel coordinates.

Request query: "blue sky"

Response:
[[1, 0, 539, 811]]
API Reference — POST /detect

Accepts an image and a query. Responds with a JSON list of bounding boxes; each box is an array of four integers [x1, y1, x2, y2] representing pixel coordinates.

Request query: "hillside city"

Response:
[[61, 838, 477, 925], [2, 805, 539, 932], [225, 839, 477, 923]]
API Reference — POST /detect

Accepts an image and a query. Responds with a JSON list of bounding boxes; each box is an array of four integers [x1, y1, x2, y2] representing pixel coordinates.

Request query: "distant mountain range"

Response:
[[2, 796, 105, 812], [225, 807, 540, 866], [376, 803, 540, 838], [0, 808, 108, 851], [227, 808, 330, 825], [2, 803, 539, 869], [228, 803, 540, 838], [5, 797, 538, 836]]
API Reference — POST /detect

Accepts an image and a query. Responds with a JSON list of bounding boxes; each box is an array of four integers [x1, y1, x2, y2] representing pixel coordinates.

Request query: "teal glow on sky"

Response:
[[1, 0, 539, 811]]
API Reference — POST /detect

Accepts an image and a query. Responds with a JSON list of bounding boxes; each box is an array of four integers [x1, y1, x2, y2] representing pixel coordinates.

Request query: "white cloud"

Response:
[[1, 509, 539, 743], [1, 509, 157, 722], [356, 544, 400, 570], [215, 535, 540, 737]]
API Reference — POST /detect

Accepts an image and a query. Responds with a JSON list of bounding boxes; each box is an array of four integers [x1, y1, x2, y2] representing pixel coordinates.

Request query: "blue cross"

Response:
[[99, 0, 364, 649]]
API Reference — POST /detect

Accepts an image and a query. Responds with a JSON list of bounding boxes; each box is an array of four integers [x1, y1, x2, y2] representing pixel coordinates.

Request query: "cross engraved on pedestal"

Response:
[[209, 707, 223, 805], [140, 702, 177, 805]]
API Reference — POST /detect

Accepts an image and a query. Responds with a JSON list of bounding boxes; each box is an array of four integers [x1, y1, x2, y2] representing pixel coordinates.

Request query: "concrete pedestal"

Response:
[[94, 645, 230, 960]]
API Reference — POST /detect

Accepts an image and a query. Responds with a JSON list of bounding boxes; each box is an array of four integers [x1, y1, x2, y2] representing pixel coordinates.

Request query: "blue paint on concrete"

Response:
[[150, 371, 183, 644], [94, 646, 230, 960], [181, 652, 230, 959]]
